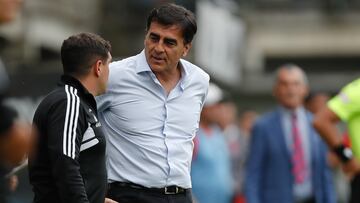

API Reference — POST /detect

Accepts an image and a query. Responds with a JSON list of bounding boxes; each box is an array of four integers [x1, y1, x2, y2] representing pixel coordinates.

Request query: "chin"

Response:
[[149, 64, 164, 72], [283, 103, 300, 109]]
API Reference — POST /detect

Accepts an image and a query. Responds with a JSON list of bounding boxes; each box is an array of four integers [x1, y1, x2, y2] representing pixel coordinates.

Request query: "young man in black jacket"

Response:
[[28, 33, 115, 203]]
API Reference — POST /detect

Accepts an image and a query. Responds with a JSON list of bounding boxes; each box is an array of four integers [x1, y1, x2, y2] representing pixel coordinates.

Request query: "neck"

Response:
[[78, 76, 98, 96], [156, 64, 181, 81], [281, 105, 301, 111], [154, 65, 181, 95]]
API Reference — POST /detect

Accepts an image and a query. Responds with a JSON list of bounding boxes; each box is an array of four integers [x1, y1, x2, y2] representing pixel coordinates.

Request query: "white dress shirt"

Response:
[[96, 50, 209, 188]]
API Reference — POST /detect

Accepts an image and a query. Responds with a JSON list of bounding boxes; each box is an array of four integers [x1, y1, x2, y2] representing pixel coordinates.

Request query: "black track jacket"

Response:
[[29, 75, 107, 203]]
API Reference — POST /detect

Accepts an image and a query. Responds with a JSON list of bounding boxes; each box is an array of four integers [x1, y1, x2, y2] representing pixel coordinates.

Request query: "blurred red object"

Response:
[[343, 131, 351, 148], [233, 194, 246, 203], [0, 121, 32, 167]]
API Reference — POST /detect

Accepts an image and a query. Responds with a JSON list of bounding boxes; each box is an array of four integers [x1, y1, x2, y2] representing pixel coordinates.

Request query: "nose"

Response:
[[154, 41, 165, 53]]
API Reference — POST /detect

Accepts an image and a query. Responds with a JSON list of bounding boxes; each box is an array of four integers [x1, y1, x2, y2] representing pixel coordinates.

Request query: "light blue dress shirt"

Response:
[[280, 106, 313, 202], [96, 50, 209, 188]]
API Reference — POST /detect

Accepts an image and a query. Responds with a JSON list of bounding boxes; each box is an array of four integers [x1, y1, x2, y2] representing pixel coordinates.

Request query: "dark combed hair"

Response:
[[146, 3, 197, 44], [61, 32, 111, 76]]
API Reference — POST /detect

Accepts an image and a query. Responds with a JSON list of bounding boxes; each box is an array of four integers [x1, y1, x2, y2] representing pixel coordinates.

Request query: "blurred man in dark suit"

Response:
[[245, 64, 335, 203]]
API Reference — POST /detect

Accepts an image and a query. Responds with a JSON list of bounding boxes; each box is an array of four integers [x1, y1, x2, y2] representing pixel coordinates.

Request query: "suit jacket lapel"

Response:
[[274, 109, 292, 163]]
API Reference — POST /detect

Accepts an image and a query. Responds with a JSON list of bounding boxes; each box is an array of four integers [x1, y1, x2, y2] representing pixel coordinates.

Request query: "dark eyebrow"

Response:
[[148, 32, 178, 45], [164, 37, 177, 45], [149, 33, 160, 38]]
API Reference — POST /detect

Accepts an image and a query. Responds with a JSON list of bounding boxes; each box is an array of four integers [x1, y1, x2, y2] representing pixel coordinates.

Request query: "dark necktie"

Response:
[[291, 112, 306, 183]]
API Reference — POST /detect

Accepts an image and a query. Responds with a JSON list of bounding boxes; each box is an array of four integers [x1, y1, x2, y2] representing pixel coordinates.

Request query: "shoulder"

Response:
[[181, 59, 209, 81], [107, 55, 139, 85], [36, 85, 82, 114], [34, 87, 67, 121], [333, 77, 360, 102], [180, 59, 210, 90], [254, 110, 278, 128], [339, 78, 360, 100], [344, 78, 360, 90], [109, 55, 137, 73], [39, 87, 67, 106]]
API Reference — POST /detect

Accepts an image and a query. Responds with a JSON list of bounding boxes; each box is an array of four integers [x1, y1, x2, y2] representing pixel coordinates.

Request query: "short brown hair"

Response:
[[61, 32, 111, 76]]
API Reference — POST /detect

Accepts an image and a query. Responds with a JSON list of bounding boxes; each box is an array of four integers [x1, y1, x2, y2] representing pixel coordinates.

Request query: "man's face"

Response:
[[98, 52, 112, 95], [0, 0, 22, 24], [144, 21, 191, 74], [273, 68, 308, 109]]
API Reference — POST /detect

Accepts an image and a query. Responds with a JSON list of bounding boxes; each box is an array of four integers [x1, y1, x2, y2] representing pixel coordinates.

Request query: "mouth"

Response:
[[151, 55, 165, 62]]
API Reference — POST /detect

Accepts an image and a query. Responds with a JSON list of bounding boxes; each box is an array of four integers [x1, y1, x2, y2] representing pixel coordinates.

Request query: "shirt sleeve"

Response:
[[328, 79, 360, 122], [200, 80, 210, 110], [95, 93, 112, 113], [47, 97, 89, 203]]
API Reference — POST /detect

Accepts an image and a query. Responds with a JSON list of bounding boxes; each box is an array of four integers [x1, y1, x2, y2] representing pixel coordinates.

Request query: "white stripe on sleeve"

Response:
[[71, 89, 80, 159], [67, 87, 76, 157], [62, 85, 80, 159], [63, 85, 71, 157]]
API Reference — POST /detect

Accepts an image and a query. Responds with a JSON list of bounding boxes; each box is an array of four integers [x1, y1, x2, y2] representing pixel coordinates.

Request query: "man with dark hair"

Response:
[[28, 32, 115, 203], [96, 3, 209, 203]]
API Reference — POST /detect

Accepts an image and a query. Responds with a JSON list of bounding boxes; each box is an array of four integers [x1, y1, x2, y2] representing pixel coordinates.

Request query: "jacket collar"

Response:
[[59, 74, 97, 112]]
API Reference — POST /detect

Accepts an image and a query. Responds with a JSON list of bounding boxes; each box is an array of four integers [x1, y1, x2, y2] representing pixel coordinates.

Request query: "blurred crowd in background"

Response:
[[1, 0, 360, 202]]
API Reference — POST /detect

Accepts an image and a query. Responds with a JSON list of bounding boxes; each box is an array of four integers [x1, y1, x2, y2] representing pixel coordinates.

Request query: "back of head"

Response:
[[61, 32, 111, 77], [146, 3, 197, 44]]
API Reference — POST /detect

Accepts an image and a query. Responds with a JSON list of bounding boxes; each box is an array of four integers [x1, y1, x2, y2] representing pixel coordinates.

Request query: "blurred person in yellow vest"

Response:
[[314, 78, 360, 203]]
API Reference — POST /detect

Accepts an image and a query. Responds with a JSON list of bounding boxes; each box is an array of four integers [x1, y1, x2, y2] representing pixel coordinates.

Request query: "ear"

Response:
[[94, 59, 102, 77], [182, 43, 192, 57], [303, 85, 310, 98]]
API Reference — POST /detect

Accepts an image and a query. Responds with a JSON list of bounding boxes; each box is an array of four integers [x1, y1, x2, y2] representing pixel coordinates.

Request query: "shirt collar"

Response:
[[178, 60, 189, 90], [279, 106, 305, 118], [135, 50, 152, 74], [59, 74, 87, 93]]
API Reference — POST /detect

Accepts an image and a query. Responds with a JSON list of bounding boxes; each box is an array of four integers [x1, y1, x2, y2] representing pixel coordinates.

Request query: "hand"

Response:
[[0, 121, 32, 167], [327, 151, 341, 168], [342, 158, 360, 179], [8, 175, 18, 192], [104, 198, 118, 203]]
